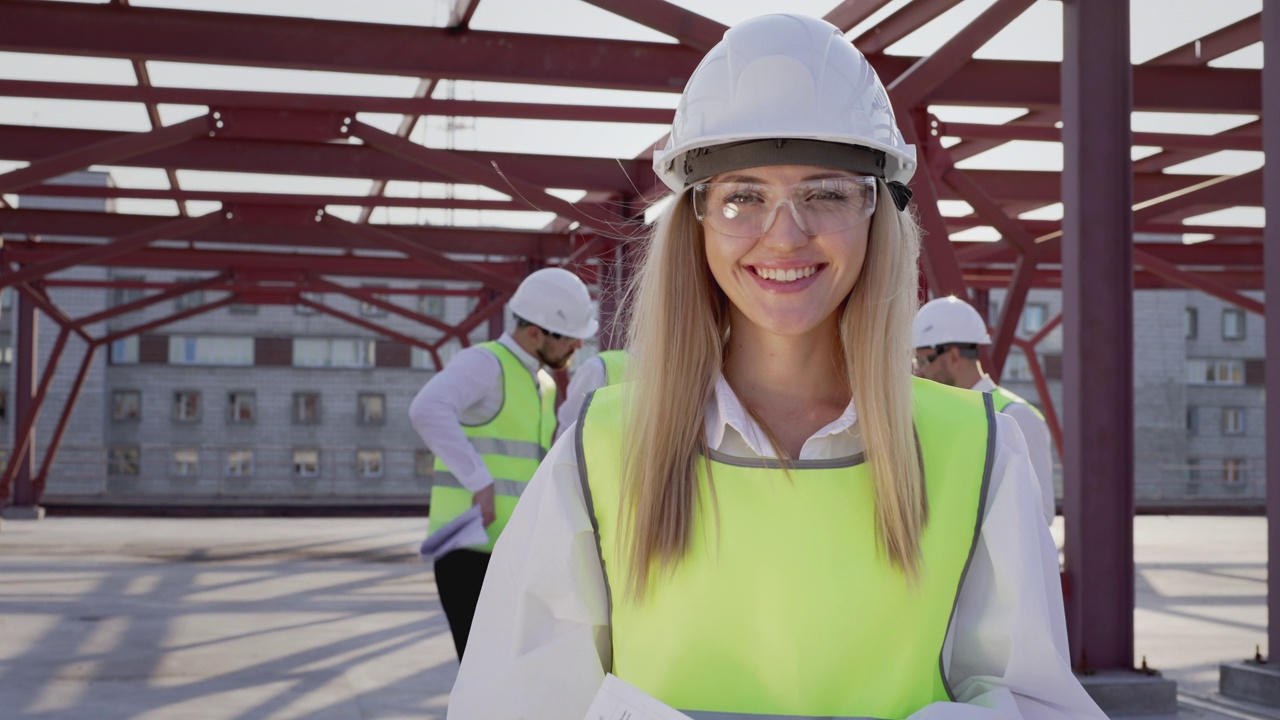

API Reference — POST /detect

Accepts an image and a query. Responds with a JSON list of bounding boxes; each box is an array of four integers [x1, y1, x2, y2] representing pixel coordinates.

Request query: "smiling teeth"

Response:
[[755, 266, 817, 282]]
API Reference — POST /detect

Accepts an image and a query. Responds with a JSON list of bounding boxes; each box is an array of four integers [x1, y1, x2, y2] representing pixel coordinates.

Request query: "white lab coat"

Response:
[[447, 376, 1106, 720], [971, 375, 1056, 525]]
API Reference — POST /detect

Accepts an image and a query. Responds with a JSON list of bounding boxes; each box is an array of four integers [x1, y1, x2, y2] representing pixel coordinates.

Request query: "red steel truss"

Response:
[[0, 0, 1270, 675]]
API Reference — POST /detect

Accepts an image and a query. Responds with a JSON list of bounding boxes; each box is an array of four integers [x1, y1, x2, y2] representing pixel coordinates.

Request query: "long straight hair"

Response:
[[619, 181, 924, 598]]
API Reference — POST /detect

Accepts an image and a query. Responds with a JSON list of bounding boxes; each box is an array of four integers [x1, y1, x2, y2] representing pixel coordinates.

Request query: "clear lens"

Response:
[[695, 177, 876, 237]]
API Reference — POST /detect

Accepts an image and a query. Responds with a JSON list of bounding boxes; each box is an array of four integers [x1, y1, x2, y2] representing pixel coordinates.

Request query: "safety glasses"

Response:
[[693, 176, 877, 238]]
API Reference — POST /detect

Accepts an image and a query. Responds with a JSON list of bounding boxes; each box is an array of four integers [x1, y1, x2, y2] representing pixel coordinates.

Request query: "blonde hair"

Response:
[[618, 180, 925, 598]]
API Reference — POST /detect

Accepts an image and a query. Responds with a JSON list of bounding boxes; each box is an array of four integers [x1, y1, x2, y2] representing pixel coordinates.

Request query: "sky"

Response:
[[0, 0, 1265, 240]]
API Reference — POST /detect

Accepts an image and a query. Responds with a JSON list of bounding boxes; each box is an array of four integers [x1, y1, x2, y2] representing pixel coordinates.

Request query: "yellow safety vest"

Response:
[[598, 349, 630, 386], [428, 341, 556, 553], [990, 384, 1045, 421], [579, 378, 994, 719]]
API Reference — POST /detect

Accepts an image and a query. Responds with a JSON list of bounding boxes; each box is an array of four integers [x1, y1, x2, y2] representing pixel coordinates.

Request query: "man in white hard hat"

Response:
[[913, 296, 1055, 525], [409, 267, 596, 659]]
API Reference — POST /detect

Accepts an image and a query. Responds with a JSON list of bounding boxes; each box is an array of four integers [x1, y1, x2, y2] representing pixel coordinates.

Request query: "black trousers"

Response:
[[433, 549, 492, 659]]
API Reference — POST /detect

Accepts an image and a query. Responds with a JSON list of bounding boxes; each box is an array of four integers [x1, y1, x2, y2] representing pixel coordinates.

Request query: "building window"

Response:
[[0, 345, 10, 365], [229, 303, 259, 315], [1185, 307, 1198, 340], [109, 275, 145, 308], [1001, 351, 1032, 381], [1223, 458, 1245, 484], [0, 390, 7, 422], [292, 338, 376, 368], [228, 392, 256, 424], [1222, 309, 1246, 340], [169, 336, 254, 366], [410, 346, 436, 369], [173, 391, 201, 423], [1186, 407, 1199, 435], [293, 392, 321, 424], [108, 446, 140, 475], [1187, 359, 1244, 386], [1186, 458, 1201, 482], [226, 449, 254, 477], [294, 449, 320, 478], [172, 449, 199, 477], [111, 390, 141, 422], [359, 284, 389, 316], [419, 293, 445, 318], [415, 450, 435, 477], [357, 449, 383, 478], [174, 276, 205, 310], [295, 292, 323, 315], [1021, 303, 1048, 334], [0, 287, 10, 309], [358, 393, 385, 425], [1222, 407, 1246, 436], [110, 336, 140, 364]]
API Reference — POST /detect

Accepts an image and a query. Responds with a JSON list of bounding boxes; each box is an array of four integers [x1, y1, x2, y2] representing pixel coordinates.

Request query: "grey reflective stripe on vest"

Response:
[[432, 473, 528, 499], [467, 436, 547, 460], [686, 707, 885, 712]]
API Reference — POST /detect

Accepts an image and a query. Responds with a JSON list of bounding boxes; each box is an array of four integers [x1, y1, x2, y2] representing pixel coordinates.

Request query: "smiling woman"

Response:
[[447, 13, 1107, 720]]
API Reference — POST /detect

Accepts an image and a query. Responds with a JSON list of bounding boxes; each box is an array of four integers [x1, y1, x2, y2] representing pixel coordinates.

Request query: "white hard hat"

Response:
[[507, 268, 598, 340], [653, 13, 917, 193], [913, 296, 992, 348]]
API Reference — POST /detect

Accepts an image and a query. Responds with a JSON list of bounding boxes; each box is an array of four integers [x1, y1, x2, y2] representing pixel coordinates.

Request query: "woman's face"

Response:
[[701, 164, 872, 340]]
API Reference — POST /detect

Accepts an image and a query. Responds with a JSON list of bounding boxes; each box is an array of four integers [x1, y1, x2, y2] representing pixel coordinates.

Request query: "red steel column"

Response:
[[1264, 0, 1280, 662], [9, 291, 38, 507], [1061, 0, 1134, 670]]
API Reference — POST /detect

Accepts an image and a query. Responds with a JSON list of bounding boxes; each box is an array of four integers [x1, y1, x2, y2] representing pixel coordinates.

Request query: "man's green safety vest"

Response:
[[577, 378, 994, 719], [428, 341, 556, 553], [598, 349, 630, 386], [990, 384, 1045, 421]]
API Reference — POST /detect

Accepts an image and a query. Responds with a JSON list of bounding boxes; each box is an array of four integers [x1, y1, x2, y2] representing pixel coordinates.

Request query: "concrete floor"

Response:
[[0, 515, 1271, 719]]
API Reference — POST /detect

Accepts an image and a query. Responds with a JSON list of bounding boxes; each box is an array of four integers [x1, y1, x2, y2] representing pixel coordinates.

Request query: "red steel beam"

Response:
[[0, 212, 222, 289], [963, 268, 1265, 291], [955, 240, 1262, 267], [823, 0, 897, 32], [0, 1, 1262, 113], [0, 1, 706, 93], [939, 121, 1263, 152], [448, 0, 483, 29], [5, 125, 1263, 204], [905, 116, 969, 299], [72, 272, 234, 329], [1133, 248, 1265, 315], [322, 215, 522, 293], [358, 78, 438, 225], [0, 80, 676, 125], [0, 323, 70, 506], [347, 120, 624, 235], [298, 297, 436, 352], [1133, 168, 1263, 225], [1061, 0, 1134, 672], [1012, 335, 1063, 459], [942, 167, 1038, 255], [1, 241, 528, 281], [888, 0, 1037, 110], [1147, 14, 1260, 65], [579, 0, 726, 51], [989, 255, 1036, 381], [0, 115, 210, 195], [305, 276, 459, 338], [32, 341, 99, 500], [96, 295, 237, 346], [1134, 119, 1261, 174], [0, 207, 572, 257], [15, 183, 527, 211], [0, 125, 650, 193], [854, 0, 966, 55]]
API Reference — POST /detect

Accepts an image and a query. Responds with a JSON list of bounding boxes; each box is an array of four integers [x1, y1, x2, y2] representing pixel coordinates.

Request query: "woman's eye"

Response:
[[723, 192, 763, 205], [804, 190, 848, 202]]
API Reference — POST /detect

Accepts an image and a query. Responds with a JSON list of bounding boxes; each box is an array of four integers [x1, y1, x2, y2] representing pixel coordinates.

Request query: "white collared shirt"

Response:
[[408, 333, 546, 493], [447, 376, 1106, 720], [971, 374, 1056, 525], [555, 355, 608, 441]]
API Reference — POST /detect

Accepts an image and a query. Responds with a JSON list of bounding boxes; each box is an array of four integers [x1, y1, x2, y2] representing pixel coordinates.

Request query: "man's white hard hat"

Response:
[[507, 268, 598, 340], [913, 296, 992, 348], [653, 13, 917, 193]]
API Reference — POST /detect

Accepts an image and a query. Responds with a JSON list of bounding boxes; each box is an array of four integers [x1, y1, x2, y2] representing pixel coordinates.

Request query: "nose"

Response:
[[759, 199, 809, 249]]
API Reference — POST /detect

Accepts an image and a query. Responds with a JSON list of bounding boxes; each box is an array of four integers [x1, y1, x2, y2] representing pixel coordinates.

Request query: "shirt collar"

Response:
[[970, 374, 997, 392], [705, 374, 860, 458], [497, 333, 542, 375]]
